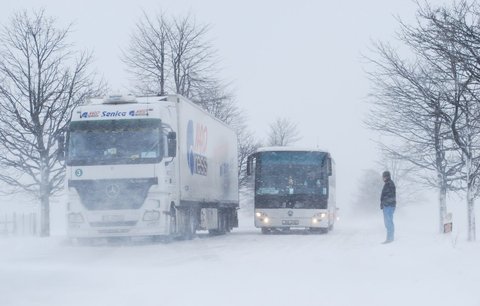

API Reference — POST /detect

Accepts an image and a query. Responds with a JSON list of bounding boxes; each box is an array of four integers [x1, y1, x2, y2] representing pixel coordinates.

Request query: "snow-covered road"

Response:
[[1, 202, 479, 306]]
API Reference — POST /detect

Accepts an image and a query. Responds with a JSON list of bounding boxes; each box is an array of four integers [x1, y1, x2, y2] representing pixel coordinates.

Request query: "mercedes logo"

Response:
[[106, 184, 120, 198], [288, 210, 294, 217]]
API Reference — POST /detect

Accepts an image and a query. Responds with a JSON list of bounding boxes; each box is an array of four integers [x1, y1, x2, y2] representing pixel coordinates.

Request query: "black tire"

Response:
[[178, 207, 196, 240], [72, 237, 92, 246], [328, 223, 334, 231], [209, 209, 227, 236], [309, 227, 328, 234], [261, 228, 271, 234], [169, 205, 177, 236]]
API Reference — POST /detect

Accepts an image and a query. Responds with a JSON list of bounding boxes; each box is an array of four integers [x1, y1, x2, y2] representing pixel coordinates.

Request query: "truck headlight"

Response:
[[68, 212, 85, 224], [143, 210, 161, 221]]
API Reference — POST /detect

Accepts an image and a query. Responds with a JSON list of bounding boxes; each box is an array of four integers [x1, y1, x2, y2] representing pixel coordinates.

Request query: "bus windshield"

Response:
[[255, 151, 328, 196], [67, 119, 163, 166]]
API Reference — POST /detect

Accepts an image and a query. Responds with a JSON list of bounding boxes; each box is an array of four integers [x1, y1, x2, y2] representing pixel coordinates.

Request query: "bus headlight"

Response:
[[143, 210, 161, 221], [255, 212, 269, 223], [68, 212, 85, 224], [312, 213, 327, 223], [256, 211, 267, 218]]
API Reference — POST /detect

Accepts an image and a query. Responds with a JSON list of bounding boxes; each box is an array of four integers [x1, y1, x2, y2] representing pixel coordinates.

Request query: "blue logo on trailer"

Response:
[[186, 120, 208, 176], [187, 120, 195, 174]]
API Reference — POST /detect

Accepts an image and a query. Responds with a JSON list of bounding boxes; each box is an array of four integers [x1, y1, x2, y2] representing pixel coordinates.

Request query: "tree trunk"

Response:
[[465, 156, 476, 241], [40, 195, 50, 237], [438, 178, 447, 234], [467, 192, 476, 241], [39, 157, 50, 237]]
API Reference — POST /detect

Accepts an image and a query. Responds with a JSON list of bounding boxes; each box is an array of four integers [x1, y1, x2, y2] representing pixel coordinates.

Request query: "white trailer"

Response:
[[247, 147, 336, 234], [63, 94, 239, 239]]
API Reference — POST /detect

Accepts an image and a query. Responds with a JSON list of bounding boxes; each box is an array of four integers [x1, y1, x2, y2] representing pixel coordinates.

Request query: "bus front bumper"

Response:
[[254, 209, 330, 229]]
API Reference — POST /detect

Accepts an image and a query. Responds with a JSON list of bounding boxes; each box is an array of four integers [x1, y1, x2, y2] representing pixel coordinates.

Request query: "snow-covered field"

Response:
[[0, 200, 479, 306]]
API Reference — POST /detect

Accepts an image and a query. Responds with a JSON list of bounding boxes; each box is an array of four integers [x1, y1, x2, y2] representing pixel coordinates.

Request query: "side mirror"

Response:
[[57, 135, 65, 161], [247, 154, 256, 176], [327, 157, 333, 176], [167, 132, 177, 157]]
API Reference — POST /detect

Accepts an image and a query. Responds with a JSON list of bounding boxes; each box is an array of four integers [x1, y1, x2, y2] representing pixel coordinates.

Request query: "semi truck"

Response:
[[247, 147, 336, 234], [62, 94, 239, 239]]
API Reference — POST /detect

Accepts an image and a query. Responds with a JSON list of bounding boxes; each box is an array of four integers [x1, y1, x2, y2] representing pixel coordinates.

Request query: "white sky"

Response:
[[2, 0, 423, 205]]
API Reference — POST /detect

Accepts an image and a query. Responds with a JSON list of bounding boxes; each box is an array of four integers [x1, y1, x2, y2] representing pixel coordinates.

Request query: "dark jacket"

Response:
[[380, 178, 396, 209]]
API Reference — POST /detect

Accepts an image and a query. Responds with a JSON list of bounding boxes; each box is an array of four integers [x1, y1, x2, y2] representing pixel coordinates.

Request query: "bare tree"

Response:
[[123, 11, 170, 95], [365, 0, 480, 239], [0, 10, 103, 236], [266, 117, 301, 147], [124, 12, 216, 100], [192, 81, 238, 123], [124, 12, 257, 189], [366, 40, 463, 233], [234, 120, 262, 188], [401, 0, 480, 241], [168, 14, 215, 99]]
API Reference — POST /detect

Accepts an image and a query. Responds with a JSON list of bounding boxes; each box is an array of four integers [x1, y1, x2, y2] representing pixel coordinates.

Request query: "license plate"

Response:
[[102, 215, 124, 222], [282, 220, 299, 225]]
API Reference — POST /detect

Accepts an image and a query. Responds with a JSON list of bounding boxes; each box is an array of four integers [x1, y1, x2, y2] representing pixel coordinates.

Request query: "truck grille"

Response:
[[69, 178, 157, 210], [89, 221, 138, 227]]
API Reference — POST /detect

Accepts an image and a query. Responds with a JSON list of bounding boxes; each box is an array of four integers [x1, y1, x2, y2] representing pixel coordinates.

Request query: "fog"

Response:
[[2, 1, 479, 306], [1, 200, 480, 306], [1, 0, 420, 205]]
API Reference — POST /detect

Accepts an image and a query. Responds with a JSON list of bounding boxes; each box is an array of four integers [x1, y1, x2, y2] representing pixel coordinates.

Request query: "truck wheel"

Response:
[[179, 208, 196, 240]]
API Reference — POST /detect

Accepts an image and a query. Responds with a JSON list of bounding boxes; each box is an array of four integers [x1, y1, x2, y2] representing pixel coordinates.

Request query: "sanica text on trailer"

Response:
[[247, 147, 336, 234], [62, 94, 239, 239]]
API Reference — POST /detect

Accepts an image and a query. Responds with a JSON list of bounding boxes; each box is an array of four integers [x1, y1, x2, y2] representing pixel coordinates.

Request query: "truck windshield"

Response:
[[67, 119, 163, 166], [255, 151, 327, 196]]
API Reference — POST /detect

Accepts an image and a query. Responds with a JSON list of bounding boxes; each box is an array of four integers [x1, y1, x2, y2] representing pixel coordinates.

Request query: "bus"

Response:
[[247, 147, 336, 234]]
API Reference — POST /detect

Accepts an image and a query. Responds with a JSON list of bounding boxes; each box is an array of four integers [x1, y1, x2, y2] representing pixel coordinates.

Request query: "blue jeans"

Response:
[[383, 206, 395, 241]]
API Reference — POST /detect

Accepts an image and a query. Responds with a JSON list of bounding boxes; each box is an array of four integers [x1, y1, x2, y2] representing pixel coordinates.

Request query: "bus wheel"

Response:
[[309, 227, 328, 234], [72, 237, 92, 246], [328, 223, 334, 231], [261, 228, 271, 235]]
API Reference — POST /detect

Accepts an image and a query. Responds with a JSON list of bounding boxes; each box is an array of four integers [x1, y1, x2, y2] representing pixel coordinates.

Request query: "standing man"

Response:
[[380, 171, 396, 243]]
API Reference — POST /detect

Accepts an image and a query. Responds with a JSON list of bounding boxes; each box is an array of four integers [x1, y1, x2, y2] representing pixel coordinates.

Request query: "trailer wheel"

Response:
[[225, 211, 231, 233], [169, 204, 177, 236], [209, 209, 226, 236]]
